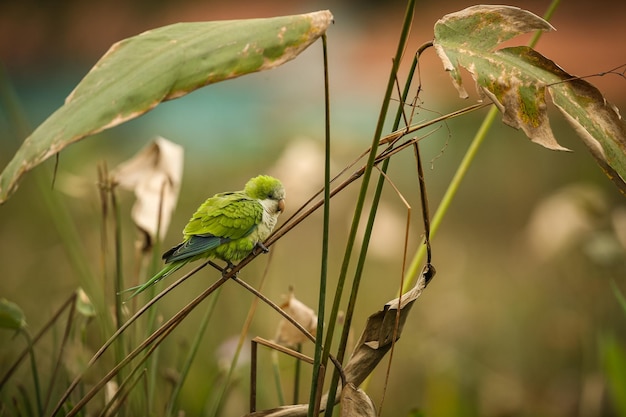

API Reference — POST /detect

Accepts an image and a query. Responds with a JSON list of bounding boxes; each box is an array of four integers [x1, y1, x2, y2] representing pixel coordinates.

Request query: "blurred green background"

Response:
[[1, 0, 625, 416]]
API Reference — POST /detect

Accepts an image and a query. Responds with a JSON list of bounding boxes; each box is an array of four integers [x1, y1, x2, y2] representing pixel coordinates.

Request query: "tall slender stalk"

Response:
[[21, 330, 43, 416], [402, 0, 562, 292], [323, 55, 422, 416], [308, 33, 331, 416], [319, 2, 417, 415]]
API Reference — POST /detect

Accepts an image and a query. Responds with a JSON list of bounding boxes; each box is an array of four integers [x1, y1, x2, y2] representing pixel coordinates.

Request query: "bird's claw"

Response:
[[253, 242, 269, 255], [222, 262, 238, 279]]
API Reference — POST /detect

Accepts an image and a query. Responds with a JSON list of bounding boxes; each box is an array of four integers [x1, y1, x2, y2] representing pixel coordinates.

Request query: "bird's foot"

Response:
[[222, 262, 238, 278], [253, 242, 270, 255]]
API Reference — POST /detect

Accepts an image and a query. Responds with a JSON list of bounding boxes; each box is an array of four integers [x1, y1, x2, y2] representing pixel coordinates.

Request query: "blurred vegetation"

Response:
[[1, 1, 626, 417]]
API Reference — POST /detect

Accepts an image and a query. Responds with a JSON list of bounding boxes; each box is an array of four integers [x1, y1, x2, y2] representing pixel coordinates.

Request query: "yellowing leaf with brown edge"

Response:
[[434, 5, 626, 194]]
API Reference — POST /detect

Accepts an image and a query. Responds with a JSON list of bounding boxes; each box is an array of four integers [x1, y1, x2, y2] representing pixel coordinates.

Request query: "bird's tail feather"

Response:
[[121, 261, 188, 301]]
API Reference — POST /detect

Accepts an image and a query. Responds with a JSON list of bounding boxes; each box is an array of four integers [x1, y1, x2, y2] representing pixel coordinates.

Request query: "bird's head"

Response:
[[245, 175, 286, 213]]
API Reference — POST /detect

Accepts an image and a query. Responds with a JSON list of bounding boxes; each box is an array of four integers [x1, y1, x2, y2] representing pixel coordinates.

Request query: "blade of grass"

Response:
[[167, 287, 222, 416], [42, 294, 77, 415], [402, 106, 497, 291], [20, 330, 43, 416], [145, 180, 167, 415], [110, 178, 127, 390], [293, 343, 302, 404]]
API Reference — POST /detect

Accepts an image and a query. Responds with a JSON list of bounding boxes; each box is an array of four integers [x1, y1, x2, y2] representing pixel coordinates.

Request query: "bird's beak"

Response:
[[278, 199, 285, 213]]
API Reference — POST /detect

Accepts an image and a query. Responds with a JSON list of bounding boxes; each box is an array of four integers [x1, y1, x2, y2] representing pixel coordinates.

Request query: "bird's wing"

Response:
[[163, 192, 263, 263], [184, 192, 263, 239], [162, 236, 227, 263]]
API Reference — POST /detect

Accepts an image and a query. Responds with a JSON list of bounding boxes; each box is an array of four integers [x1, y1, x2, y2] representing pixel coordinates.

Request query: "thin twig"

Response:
[[230, 276, 347, 386]]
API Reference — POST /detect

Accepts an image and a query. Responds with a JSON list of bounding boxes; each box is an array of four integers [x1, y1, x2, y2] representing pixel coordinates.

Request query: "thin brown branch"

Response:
[[231, 276, 347, 386], [267, 102, 488, 249]]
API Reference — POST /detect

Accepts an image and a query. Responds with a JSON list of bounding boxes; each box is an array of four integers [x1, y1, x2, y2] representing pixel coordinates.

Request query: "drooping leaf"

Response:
[[433, 5, 626, 193], [0, 10, 334, 204], [112, 136, 184, 247], [340, 383, 377, 417], [340, 266, 432, 388]]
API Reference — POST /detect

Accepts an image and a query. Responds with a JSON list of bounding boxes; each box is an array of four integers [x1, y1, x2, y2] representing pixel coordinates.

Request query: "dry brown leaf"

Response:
[[275, 287, 318, 348], [113, 137, 183, 248], [243, 267, 434, 417], [342, 267, 431, 387], [340, 383, 377, 417]]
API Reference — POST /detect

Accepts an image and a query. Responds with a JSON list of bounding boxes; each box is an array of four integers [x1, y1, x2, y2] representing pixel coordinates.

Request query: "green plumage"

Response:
[[124, 175, 285, 299]]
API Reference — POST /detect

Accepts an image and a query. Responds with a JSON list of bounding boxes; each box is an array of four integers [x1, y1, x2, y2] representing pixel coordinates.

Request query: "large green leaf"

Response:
[[0, 10, 333, 204], [433, 5, 626, 194]]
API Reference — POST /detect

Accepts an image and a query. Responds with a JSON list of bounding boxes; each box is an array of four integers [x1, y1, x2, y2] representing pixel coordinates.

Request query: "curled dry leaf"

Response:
[[243, 268, 433, 417], [275, 287, 317, 347], [340, 383, 376, 417], [112, 137, 183, 248], [342, 266, 432, 388]]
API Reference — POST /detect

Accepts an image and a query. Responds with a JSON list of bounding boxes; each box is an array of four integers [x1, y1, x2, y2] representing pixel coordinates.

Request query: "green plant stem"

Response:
[[168, 287, 222, 417], [21, 329, 43, 416], [146, 181, 167, 415], [308, 33, 331, 416], [110, 185, 127, 396], [402, 0, 561, 292], [530, 0, 561, 46], [293, 343, 302, 404], [271, 350, 286, 405], [321, 2, 416, 416], [403, 105, 498, 291], [324, 56, 421, 416]]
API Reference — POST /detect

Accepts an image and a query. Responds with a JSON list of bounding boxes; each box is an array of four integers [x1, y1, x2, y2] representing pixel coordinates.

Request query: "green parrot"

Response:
[[125, 175, 285, 299]]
